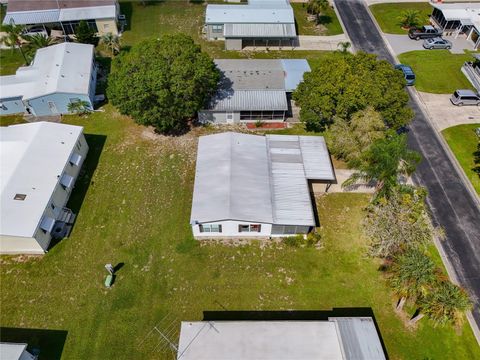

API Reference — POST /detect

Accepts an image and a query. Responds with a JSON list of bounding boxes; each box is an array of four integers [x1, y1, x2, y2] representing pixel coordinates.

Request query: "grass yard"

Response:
[[292, 3, 343, 36], [442, 123, 480, 195], [398, 50, 474, 94], [0, 49, 25, 75], [369, 2, 432, 35], [0, 107, 479, 359]]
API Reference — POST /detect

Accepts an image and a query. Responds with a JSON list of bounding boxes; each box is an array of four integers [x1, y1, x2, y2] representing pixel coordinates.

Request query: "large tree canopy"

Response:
[[107, 34, 220, 133], [293, 52, 413, 131]]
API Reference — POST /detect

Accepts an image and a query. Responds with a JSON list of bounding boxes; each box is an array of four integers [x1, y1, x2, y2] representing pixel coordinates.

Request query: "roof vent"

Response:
[[14, 194, 27, 201], [61, 75, 65, 78]]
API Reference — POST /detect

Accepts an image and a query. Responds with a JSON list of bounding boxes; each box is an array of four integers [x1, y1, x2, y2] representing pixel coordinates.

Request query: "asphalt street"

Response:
[[335, 0, 480, 329]]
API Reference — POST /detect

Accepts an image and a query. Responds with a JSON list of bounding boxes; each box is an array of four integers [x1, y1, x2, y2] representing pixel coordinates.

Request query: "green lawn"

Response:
[[0, 49, 25, 75], [369, 2, 432, 35], [0, 107, 479, 359], [442, 124, 480, 195], [292, 3, 343, 36], [398, 50, 474, 94]]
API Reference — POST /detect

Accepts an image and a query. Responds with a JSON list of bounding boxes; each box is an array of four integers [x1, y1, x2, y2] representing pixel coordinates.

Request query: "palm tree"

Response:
[[100, 32, 121, 56], [343, 134, 421, 198], [411, 281, 472, 326], [337, 41, 351, 54], [306, 0, 329, 16], [67, 100, 92, 115], [388, 249, 436, 312], [1, 24, 28, 64], [24, 33, 57, 63], [398, 10, 421, 29]]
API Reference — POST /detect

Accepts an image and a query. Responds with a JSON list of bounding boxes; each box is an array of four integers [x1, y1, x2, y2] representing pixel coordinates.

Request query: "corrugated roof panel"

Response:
[[59, 5, 117, 21], [206, 2, 295, 25], [281, 59, 311, 92], [3, 9, 60, 25], [210, 90, 288, 111], [299, 136, 335, 181], [224, 23, 296, 38], [330, 317, 386, 360]]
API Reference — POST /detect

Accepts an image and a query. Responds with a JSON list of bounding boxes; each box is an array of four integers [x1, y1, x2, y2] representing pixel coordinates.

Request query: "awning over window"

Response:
[[60, 173, 74, 188], [40, 216, 55, 233], [69, 152, 82, 166]]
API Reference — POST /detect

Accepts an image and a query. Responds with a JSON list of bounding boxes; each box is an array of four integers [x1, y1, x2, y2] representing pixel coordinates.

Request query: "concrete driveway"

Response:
[[417, 91, 480, 131], [384, 34, 474, 55]]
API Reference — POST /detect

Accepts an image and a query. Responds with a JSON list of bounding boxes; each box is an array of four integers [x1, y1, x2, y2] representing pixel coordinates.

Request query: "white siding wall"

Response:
[[193, 221, 272, 239], [0, 235, 44, 254]]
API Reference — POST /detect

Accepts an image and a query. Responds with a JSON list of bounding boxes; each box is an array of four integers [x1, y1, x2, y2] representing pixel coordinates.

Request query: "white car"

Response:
[[22, 26, 48, 38]]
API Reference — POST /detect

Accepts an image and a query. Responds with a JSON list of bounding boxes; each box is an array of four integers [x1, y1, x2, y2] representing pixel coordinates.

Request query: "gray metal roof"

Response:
[[190, 132, 334, 226], [281, 59, 311, 92], [330, 317, 386, 360], [206, 0, 295, 25], [3, 9, 60, 25], [209, 90, 288, 111], [224, 23, 296, 38]]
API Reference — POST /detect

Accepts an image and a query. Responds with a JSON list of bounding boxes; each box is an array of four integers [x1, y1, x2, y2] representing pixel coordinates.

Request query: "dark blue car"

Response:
[[395, 64, 416, 86]]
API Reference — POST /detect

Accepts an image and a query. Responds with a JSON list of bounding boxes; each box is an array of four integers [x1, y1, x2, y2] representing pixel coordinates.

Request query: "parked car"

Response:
[[423, 37, 452, 50], [408, 25, 442, 40], [450, 90, 480, 106], [395, 64, 416, 86], [22, 26, 48, 38]]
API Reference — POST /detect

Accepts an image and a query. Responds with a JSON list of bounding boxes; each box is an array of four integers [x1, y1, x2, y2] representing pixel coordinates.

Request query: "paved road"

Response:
[[335, 0, 480, 329]]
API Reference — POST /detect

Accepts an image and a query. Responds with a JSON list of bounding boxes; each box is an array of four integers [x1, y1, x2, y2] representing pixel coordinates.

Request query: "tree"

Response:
[[398, 10, 421, 29], [412, 281, 472, 326], [473, 141, 480, 175], [100, 32, 121, 55], [293, 52, 413, 131], [388, 249, 437, 311], [67, 100, 92, 115], [74, 20, 97, 45], [337, 41, 351, 54], [1, 24, 28, 64], [343, 134, 421, 197], [306, 0, 329, 19], [24, 33, 57, 62], [363, 187, 434, 258], [326, 107, 386, 166], [108, 34, 220, 133]]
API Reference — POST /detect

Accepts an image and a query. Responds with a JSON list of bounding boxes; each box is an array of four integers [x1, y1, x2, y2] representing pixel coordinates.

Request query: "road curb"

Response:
[[362, 0, 480, 345]]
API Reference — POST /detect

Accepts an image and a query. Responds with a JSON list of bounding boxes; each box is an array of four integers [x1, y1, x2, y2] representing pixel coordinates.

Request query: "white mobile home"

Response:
[[0, 122, 88, 254], [205, 0, 297, 50], [177, 318, 386, 360], [2, 0, 121, 36], [198, 59, 310, 124], [0, 43, 97, 116], [190, 132, 335, 239]]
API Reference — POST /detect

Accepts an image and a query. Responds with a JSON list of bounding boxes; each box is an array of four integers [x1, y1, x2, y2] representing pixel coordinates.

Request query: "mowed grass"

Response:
[[292, 3, 343, 36], [369, 2, 432, 34], [0, 49, 25, 75], [1, 107, 479, 359], [442, 123, 480, 195], [398, 50, 474, 94]]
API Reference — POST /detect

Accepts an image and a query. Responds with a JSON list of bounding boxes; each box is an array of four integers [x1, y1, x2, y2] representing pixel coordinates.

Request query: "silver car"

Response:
[[423, 37, 452, 50], [450, 90, 480, 106]]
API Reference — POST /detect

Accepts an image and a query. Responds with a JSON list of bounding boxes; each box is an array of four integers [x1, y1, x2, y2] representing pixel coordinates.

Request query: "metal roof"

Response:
[[0, 122, 84, 238], [190, 132, 334, 225], [177, 319, 385, 360], [206, 0, 295, 25], [3, 9, 60, 25], [0, 343, 31, 360], [330, 317, 386, 360], [281, 59, 311, 92], [0, 43, 94, 101], [5, 0, 117, 12], [224, 23, 296, 38], [207, 59, 310, 111]]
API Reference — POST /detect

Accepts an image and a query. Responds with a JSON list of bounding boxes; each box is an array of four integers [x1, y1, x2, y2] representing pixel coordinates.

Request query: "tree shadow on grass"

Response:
[[203, 308, 389, 360], [0, 327, 68, 360]]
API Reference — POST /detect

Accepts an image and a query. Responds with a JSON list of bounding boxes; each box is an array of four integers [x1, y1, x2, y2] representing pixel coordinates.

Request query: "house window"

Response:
[[103, 23, 110, 30], [76, 141, 82, 151], [212, 25, 223, 33], [238, 224, 261, 233], [69, 152, 82, 166], [14, 193, 27, 201], [199, 224, 222, 233]]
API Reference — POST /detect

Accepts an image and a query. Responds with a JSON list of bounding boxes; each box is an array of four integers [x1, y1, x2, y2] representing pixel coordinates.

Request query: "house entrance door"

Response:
[[48, 101, 59, 114]]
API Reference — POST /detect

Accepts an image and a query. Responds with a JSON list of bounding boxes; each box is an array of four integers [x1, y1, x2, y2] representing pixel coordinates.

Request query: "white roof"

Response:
[[206, 0, 295, 25], [0, 343, 34, 360], [0, 122, 84, 238], [432, 2, 480, 28], [177, 319, 386, 360], [0, 42, 94, 101], [59, 5, 117, 21], [190, 132, 335, 226]]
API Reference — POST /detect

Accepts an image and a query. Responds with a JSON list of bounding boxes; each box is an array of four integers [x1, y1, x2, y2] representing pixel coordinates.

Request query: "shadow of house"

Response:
[[48, 134, 106, 250], [202, 308, 389, 359], [0, 327, 68, 360]]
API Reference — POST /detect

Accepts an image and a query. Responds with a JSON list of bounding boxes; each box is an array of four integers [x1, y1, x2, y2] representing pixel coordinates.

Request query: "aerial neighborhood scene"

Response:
[[1, 0, 480, 359]]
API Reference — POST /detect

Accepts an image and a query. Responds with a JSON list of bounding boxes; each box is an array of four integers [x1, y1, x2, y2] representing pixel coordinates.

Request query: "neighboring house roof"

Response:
[[0, 42, 94, 101], [177, 318, 386, 360], [205, 0, 295, 25], [223, 23, 296, 38], [0, 122, 84, 238], [190, 132, 335, 226], [432, 2, 480, 29], [3, 0, 117, 24], [206, 59, 310, 111]]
